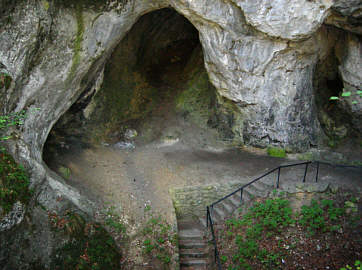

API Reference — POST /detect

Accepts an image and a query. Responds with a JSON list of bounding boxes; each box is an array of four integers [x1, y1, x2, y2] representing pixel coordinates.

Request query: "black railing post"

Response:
[[315, 161, 319, 183], [215, 246, 222, 269], [240, 188, 243, 203], [206, 206, 209, 228], [277, 167, 281, 188], [303, 163, 309, 183]]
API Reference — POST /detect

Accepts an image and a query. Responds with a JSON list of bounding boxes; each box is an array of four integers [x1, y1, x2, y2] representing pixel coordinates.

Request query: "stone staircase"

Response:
[[178, 177, 275, 269], [201, 177, 275, 226], [178, 219, 209, 270]]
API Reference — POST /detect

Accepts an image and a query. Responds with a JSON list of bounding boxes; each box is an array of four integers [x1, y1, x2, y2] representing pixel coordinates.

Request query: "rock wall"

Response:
[[170, 181, 247, 219], [1, 0, 361, 161], [0, 0, 361, 267]]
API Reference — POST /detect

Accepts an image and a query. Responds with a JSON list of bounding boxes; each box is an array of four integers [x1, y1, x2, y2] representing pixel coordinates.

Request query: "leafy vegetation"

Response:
[[222, 197, 294, 269], [0, 151, 32, 214], [341, 260, 361, 270], [218, 192, 361, 270], [103, 205, 127, 235], [50, 211, 122, 270], [141, 206, 177, 267], [330, 89, 362, 105], [299, 199, 345, 235], [0, 110, 26, 142]]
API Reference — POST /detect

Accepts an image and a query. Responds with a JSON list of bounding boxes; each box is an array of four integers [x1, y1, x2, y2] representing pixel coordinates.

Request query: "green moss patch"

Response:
[[267, 147, 286, 158], [0, 151, 32, 214], [175, 69, 215, 126]]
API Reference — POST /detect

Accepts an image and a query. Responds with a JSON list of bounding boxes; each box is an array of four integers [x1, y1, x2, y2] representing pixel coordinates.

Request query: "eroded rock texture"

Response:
[[0, 0, 361, 267]]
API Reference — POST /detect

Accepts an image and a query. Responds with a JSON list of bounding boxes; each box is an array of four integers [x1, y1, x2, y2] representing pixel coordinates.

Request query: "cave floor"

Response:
[[44, 109, 362, 267], [46, 114, 362, 226]]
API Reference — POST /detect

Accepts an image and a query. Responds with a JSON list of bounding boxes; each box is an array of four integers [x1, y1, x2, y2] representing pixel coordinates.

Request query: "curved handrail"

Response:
[[205, 160, 362, 270]]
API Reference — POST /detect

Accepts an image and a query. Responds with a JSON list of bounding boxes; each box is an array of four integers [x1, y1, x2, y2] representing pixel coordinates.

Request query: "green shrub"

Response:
[[0, 151, 32, 214], [50, 212, 122, 270], [340, 260, 361, 270], [267, 147, 286, 158], [299, 199, 345, 235]]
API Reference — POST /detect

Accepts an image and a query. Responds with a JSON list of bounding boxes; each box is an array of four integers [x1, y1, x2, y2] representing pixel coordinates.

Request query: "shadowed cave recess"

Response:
[[43, 8, 236, 165]]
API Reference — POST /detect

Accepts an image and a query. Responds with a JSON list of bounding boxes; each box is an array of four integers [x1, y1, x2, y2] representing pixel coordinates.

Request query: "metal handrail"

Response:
[[205, 160, 362, 270]]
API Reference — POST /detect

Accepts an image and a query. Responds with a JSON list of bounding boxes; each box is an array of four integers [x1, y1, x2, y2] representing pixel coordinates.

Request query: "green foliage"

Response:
[[141, 211, 177, 266], [330, 88, 361, 104], [0, 151, 32, 214], [340, 260, 361, 270], [224, 197, 293, 269], [51, 220, 121, 270], [0, 110, 26, 141], [58, 166, 71, 180], [104, 206, 126, 234], [267, 147, 286, 158], [221, 193, 359, 269], [299, 199, 345, 235]]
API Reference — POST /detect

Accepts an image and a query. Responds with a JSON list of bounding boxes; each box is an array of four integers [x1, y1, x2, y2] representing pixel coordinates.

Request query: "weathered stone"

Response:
[[231, 0, 333, 40], [0, 0, 361, 267], [326, 0, 362, 35], [0, 202, 25, 232]]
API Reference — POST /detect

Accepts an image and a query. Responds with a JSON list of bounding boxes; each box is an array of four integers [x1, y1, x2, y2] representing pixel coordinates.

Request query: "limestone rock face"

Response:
[[338, 33, 362, 133], [231, 0, 333, 40], [0, 2, 361, 265], [326, 0, 362, 34]]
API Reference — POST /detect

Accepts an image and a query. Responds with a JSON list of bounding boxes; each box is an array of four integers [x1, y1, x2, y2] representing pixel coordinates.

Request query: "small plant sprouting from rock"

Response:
[[330, 89, 362, 105], [0, 110, 26, 142]]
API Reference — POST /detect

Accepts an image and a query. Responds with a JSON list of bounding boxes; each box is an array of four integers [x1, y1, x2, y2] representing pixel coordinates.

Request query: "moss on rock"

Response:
[[267, 147, 287, 158]]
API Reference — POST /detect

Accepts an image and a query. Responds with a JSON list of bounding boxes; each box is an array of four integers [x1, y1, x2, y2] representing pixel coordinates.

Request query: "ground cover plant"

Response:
[[216, 189, 361, 270], [0, 151, 32, 215], [141, 206, 178, 269], [49, 210, 122, 270]]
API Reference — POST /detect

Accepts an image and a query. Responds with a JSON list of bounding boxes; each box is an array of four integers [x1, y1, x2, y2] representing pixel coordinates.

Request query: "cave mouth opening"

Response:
[[43, 8, 228, 167], [313, 49, 351, 141]]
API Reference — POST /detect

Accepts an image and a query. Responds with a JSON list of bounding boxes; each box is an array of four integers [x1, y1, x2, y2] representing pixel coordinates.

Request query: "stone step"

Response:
[[179, 228, 204, 240], [179, 239, 207, 249], [181, 266, 207, 270], [246, 183, 269, 197], [254, 177, 276, 190], [179, 248, 208, 258], [220, 199, 234, 214], [211, 205, 227, 222], [199, 217, 207, 228], [180, 258, 207, 267], [228, 193, 242, 208]]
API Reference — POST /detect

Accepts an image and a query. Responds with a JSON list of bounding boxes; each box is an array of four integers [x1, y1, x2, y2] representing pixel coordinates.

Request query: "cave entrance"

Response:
[[43, 8, 223, 167], [313, 48, 350, 141]]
